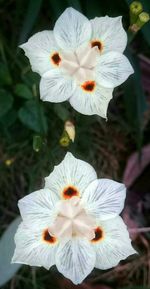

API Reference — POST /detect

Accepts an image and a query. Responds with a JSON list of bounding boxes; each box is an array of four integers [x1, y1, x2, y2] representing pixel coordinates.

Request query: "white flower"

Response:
[[20, 8, 134, 118], [12, 152, 136, 284]]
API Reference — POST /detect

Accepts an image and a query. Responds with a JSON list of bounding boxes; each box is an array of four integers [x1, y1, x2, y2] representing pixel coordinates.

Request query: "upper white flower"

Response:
[[20, 8, 134, 118], [12, 152, 136, 284]]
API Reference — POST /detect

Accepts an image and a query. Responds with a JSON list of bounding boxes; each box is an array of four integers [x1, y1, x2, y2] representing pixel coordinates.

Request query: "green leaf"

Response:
[[0, 109, 17, 128], [18, 99, 48, 134], [14, 83, 33, 99], [22, 71, 40, 88], [0, 89, 14, 118], [0, 62, 12, 86], [0, 217, 22, 287], [123, 50, 147, 149], [19, 0, 43, 44], [54, 103, 71, 121]]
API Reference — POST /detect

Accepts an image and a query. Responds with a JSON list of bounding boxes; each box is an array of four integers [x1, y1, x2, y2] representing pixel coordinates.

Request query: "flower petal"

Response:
[[92, 216, 137, 269], [82, 179, 126, 220], [18, 189, 58, 231], [69, 82, 113, 118], [56, 238, 96, 284], [90, 16, 127, 54], [12, 223, 58, 269], [45, 152, 97, 199], [95, 52, 134, 88], [40, 69, 75, 102], [20, 31, 60, 76], [54, 7, 92, 51]]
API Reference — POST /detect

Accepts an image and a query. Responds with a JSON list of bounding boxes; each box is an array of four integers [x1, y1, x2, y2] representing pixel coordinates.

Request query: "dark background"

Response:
[[0, 0, 150, 288]]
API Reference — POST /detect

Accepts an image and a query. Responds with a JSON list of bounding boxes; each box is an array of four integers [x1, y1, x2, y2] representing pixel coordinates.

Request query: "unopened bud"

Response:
[[5, 158, 14, 166], [59, 131, 70, 147], [33, 135, 43, 152], [129, 11, 150, 33], [136, 12, 150, 28], [64, 121, 75, 142], [130, 1, 143, 25]]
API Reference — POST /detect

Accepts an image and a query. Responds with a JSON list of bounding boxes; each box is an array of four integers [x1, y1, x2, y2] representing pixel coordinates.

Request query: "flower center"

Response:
[[61, 44, 99, 83], [48, 196, 96, 240]]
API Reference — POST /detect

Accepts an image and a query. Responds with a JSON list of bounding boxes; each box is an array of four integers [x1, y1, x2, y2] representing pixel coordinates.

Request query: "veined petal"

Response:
[[82, 179, 126, 220], [12, 223, 58, 269], [18, 188, 58, 231], [40, 69, 76, 102], [45, 152, 97, 199], [20, 31, 60, 76], [69, 82, 113, 118], [95, 51, 134, 88], [90, 16, 127, 54], [54, 7, 92, 51], [92, 216, 137, 270], [56, 238, 96, 284]]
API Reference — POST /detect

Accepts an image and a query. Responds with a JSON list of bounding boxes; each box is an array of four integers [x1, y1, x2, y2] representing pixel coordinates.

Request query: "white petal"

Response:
[[45, 152, 97, 198], [12, 223, 58, 269], [82, 179, 126, 220], [92, 217, 137, 269], [40, 69, 76, 102], [18, 188, 58, 231], [56, 238, 96, 284], [95, 52, 134, 88], [69, 82, 113, 118], [20, 31, 60, 75], [91, 16, 127, 54], [54, 7, 92, 51]]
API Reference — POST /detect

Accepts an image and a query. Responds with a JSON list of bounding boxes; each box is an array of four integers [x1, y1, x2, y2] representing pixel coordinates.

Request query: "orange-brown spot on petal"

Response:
[[51, 52, 61, 66], [42, 229, 57, 244], [62, 186, 79, 199], [81, 81, 96, 92], [91, 227, 104, 243], [91, 40, 103, 52]]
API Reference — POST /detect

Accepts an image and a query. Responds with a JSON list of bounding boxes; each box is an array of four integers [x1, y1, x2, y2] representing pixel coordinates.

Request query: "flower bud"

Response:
[[33, 135, 43, 152], [136, 12, 150, 28], [5, 158, 14, 166], [64, 120, 75, 142], [59, 131, 70, 147], [130, 1, 143, 25], [129, 11, 150, 33]]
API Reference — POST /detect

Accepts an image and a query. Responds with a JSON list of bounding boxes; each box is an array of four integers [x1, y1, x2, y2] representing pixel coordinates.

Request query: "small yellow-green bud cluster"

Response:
[[59, 120, 75, 147], [129, 1, 150, 33]]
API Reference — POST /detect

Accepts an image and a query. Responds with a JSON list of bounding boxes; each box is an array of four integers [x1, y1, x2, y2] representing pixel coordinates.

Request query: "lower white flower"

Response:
[[12, 153, 137, 284]]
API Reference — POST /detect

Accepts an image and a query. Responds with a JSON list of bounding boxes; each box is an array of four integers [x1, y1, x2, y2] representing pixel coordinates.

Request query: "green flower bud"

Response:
[[130, 1, 143, 25], [59, 131, 70, 147], [33, 135, 43, 152]]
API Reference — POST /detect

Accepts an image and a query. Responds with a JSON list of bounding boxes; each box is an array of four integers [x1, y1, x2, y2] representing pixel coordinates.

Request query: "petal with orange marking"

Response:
[[45, 152, 97, 199], [51, 52, 61, 66], [62, 186, 79, 199], [20, 31, 60, 76], [90, 16, 127, 54], [69, 82, 113, 118], [92, 217, 137, 270], [12, 223, 58, 270]]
